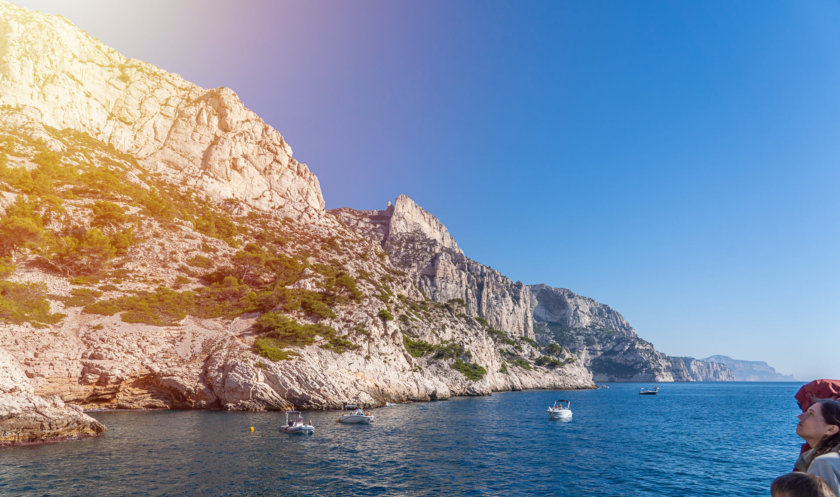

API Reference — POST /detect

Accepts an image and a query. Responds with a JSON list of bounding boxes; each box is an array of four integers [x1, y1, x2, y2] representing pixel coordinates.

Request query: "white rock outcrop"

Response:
[[0, 347, 105, 445], [0, 0, 324, 218]]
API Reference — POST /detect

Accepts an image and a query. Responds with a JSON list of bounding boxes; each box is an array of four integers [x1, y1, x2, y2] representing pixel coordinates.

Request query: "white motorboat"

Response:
[[639, 386, 659, 395], [337, 408, 374, 424], [548, 400, 572, 421], [279, 411, 314, 434]]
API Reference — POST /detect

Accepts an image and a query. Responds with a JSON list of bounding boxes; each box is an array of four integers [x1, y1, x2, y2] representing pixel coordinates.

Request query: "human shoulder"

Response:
[[809, 452, 840, 476], [814, 452, 840, 463]]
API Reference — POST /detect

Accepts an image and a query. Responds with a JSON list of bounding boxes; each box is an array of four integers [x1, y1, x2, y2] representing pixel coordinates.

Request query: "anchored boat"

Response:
[[547, 400, 573, 421], [337, 408, 375, 424], [279, 411, 315, 434], [639, 386, 659, 395]]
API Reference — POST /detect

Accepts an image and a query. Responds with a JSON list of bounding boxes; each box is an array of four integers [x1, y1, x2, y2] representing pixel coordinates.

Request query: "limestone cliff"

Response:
[[333, 195, 535, 338], [335, 200, 733, 383], [528, 285, 733, 382], [530, 284, 635, 337], [0, 347, 105, 445], [0, 115, 594, 423], [0, 0, 323, 218]]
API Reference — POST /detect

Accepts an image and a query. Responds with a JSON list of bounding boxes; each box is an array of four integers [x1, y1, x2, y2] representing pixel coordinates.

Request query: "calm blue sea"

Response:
[[0, 382, 804, 496]]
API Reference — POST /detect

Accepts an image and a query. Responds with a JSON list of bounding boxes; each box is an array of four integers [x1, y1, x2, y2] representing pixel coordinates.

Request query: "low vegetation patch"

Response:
[[403, 335, 436, 358], [545, 343, 564, 356], [535, 356, 564, 368], [378, 308, 394, 321], [451, 358, 487, 380], [486, 327, 516, 346], [509, 358, 533, 370], [187, 254, 214, 268], [0, 281, 65, 327], [61, 288, 102, 307], [253, 312, 357, 360], [353, 325, 371, 337]]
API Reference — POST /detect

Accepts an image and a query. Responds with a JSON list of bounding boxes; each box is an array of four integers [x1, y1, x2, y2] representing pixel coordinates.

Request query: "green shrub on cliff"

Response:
[[255, 336, 298, 361], [378, 309, 394, 321], [88, 200, 129, 228], [403, 335, 436, 358], [451, 358, 486, 380], [485, 327, 517, 346], [433, 341, 466, 360], [253, 311, 356, 360], [300, 292, 335, 320], [0, 197, 45, 258], [187, 254, 215, 268], [46, 228, 117, 275], [510, 358, 532, 370], [535, 355, 563, 368], [193, 211, 241, 247], [546, 343, 564, 356], [0, 280, 64, 327], [61, 288, 103, 307], [0, 258, 14, 279]]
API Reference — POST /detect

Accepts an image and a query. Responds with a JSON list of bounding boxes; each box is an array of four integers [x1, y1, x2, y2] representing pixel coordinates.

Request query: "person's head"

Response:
[[771, 472, 835, 497], [797, 399, 840, 456]]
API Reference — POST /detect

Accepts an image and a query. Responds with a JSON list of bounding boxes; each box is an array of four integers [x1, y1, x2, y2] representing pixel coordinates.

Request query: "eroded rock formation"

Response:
[[335, 199, 733, 382], [0, 347, 105, 445], [0, 0, 324, 219]]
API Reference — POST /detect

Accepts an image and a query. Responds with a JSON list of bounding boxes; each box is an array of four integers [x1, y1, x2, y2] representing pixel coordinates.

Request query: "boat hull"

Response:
[[548, 410, 572, 421], [280, 426, 315, 434], [338, 415, 374, 424]]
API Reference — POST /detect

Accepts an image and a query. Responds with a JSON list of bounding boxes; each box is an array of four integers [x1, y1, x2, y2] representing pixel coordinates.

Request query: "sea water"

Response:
[[0, 382, 804, 496]]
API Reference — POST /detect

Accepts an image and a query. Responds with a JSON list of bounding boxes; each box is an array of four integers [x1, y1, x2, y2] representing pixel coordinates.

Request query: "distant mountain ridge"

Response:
[[702, 355, 796, 381]]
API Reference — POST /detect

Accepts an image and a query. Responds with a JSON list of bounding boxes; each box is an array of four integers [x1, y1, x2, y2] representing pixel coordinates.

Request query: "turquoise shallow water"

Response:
[[0, 382, 803, 496]]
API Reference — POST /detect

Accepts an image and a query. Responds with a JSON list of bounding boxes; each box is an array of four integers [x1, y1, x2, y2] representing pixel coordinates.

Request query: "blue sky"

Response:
[[16, 0, 840, 380]]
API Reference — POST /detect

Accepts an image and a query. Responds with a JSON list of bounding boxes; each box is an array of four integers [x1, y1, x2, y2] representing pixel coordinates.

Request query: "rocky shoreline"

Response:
[[0, 349, 105, 446]]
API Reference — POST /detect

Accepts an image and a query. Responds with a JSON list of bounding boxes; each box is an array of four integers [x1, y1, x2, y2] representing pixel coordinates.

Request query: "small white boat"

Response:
[[639, 386, 659, 395], [548, 400, 572, 421], [337, 408, 375, 424], [279, 411, 314, 434]]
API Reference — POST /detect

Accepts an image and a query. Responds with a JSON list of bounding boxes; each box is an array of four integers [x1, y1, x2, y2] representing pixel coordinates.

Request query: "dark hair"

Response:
[[771, 472, 835, 497], [812, 399, 840, 460]]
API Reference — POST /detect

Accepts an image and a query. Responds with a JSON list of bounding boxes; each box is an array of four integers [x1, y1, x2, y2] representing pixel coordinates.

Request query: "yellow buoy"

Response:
[[250, 426, 254, 432]]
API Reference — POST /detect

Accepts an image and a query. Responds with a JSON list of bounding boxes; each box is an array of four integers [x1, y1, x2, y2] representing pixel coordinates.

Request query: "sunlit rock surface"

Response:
[[0, 0, 324, 219], [0, 348, 105, 445]]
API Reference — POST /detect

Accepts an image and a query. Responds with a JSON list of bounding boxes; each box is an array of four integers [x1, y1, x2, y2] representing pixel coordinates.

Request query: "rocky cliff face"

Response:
[[0, 0, 323, 219], [336, 199, 733, 383], [0, 115, 594, 431], [0, 347, 105, 445], [529, 285, 733, 382], [530, 284, 635, 337], [333, 195, 535, 338]]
